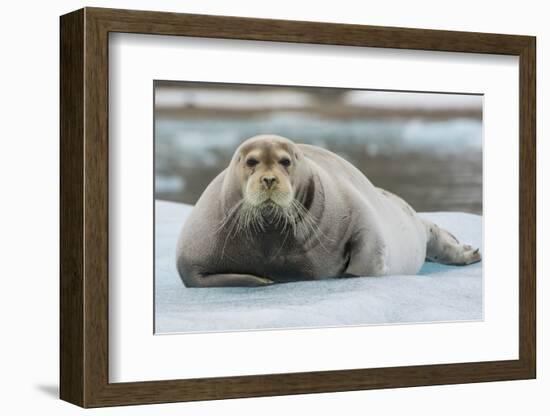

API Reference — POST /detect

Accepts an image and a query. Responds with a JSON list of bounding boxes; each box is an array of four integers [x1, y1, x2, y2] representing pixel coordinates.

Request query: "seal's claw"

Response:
[[259, 277, 274, 285]]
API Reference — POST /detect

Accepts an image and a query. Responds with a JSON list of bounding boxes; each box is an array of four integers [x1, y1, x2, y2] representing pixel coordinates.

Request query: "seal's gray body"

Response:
[[177, 142, 480, 287]]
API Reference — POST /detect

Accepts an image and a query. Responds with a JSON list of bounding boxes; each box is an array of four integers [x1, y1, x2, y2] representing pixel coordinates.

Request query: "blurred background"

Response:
[[154, 81, 482, 214]]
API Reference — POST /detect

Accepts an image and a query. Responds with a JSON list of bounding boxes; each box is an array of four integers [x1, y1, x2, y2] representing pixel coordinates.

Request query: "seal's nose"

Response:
[[261, 175, 278, 189]]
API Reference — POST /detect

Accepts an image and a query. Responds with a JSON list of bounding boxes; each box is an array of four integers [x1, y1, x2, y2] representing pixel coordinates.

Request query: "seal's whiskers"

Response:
[[217, 195, 333, 258], [289, 199, 334, 252]]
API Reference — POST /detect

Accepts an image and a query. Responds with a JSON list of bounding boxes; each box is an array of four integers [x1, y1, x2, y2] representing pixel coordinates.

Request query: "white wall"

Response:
[[0, 0, 545, 414]]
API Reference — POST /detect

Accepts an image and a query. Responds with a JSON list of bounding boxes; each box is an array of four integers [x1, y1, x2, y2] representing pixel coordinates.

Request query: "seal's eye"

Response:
[[279, 158, 291, 167], [246, 158, 259, 167]]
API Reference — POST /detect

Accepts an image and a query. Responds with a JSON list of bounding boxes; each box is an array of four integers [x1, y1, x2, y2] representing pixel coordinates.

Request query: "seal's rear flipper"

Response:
[[422, 219, 481, 266]]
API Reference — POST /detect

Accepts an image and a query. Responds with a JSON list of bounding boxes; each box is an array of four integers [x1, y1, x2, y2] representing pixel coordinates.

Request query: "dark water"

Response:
[[154, 115, 482, 215]]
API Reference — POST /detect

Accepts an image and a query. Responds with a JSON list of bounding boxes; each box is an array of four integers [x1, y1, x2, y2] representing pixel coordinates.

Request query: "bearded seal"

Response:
[[176, 134, 481, 287]]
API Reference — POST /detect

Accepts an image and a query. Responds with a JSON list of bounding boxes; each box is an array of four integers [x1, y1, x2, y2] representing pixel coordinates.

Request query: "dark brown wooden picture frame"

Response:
[[60, 7, 536, 408]]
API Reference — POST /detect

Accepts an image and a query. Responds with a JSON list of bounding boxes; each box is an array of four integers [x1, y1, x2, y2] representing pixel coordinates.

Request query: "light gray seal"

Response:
[[176, 134, 481, 287]]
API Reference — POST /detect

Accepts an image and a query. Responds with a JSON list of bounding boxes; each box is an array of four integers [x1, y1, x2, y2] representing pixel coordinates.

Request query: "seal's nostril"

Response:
[[262, 176, 277, 189]]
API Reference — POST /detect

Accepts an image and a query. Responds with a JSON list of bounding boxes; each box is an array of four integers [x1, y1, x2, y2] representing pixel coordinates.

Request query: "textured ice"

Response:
[[155, 201, 482, 334]]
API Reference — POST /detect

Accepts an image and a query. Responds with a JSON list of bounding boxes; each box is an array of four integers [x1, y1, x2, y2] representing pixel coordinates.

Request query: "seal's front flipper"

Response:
[[186, 273, 274, 288], [344, 237, 389, 277], [423, 219, 481, 266]]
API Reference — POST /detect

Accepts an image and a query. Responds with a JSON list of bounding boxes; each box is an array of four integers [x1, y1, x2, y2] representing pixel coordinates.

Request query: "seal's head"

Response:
[[233, 134, 302, 209]]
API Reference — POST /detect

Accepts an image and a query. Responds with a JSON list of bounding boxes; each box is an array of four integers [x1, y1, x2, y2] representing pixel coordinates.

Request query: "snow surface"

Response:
[[155, 201, 482, 334]]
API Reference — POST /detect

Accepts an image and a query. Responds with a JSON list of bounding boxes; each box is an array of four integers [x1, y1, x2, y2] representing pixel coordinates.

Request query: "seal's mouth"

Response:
[[245, 177, 293, 209], [259, 198, 281, 211], [257, 200, 288, 225], [261, 192, 292, 208]]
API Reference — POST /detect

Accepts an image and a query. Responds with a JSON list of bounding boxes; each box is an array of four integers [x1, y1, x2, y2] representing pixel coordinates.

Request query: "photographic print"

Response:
[[154, 81, 483, 334], [60, 9, 535, 406]]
